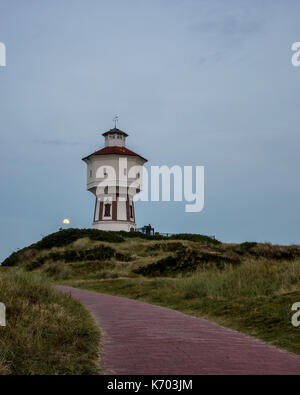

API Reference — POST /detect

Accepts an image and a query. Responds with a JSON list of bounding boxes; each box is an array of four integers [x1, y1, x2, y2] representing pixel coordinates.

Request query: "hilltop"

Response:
[[2, 228, 300, 280]]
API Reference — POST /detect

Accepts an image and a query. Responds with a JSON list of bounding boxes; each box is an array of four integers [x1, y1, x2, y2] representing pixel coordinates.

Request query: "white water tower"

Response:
[[82, 126, 147, 231]]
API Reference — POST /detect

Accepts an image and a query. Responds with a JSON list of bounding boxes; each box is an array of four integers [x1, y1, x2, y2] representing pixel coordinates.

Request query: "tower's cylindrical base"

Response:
[[93, 221, 136, 232]]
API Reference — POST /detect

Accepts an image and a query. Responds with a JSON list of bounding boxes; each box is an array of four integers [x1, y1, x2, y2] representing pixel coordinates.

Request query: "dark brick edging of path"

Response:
[[55, 285, 300, 375]]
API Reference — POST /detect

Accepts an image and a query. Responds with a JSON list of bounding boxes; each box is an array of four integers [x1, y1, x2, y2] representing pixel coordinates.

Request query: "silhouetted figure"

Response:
[[146, 224, 152, 236]]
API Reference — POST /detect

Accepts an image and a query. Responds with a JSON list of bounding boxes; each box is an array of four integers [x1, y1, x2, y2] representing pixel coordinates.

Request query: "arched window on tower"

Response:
[[104, 204, 111, 217]]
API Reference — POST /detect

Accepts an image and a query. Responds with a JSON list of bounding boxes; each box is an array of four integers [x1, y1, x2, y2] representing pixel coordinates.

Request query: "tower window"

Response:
[[104, 168, 107, 176], [89, 169, 92, 177], [130, 205, 133, 218], [104, 186, 108, 194], [104, 204, 111, 217]]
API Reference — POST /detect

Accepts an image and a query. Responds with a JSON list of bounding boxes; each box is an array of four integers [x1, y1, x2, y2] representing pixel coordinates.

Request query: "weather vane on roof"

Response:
[[113, 115, 119, 128]]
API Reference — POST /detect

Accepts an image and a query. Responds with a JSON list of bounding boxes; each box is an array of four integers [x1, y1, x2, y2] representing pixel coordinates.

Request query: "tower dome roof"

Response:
[[82, 146, 147, 162]]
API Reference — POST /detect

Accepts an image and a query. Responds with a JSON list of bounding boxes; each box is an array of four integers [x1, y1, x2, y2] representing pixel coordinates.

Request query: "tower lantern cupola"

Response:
[[102, 128, 128, 148]]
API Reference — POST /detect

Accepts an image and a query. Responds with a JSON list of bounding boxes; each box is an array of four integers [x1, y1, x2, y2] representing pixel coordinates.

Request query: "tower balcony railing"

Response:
[[87, 178, 141, 189]]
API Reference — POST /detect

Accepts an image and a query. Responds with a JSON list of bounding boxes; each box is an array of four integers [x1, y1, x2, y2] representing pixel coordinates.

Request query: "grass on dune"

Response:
[[0, 269, 101, 375], [2, 229, 300, 358], [64, 259, 300, 355]]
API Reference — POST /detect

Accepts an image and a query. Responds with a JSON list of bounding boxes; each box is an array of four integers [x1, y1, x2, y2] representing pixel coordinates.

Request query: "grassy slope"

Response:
[[0, 269, 101, 375], [2, 229, 300, 358]]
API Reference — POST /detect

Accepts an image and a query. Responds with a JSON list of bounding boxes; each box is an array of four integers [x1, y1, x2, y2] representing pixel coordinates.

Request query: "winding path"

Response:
[[55, 285, 300, 375]]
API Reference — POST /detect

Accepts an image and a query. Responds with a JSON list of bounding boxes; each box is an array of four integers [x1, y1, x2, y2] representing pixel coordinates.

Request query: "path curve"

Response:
[[55, 285, 300, 375]]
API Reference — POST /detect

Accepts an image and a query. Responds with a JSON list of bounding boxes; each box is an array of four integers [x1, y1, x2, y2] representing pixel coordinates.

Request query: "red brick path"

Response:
[[55, 285, 300, 375]]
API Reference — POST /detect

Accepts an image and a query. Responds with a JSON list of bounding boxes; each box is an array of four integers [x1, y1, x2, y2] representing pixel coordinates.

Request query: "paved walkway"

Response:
[[55, 285, 300, 375]]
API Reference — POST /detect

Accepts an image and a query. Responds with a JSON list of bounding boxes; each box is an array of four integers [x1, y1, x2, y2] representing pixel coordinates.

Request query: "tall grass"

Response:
[[175, 260, 300, 299], [0, 269, 101, 375]]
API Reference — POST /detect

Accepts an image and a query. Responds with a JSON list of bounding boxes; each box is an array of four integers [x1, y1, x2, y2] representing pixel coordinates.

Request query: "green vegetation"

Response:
[[134, 248, 240, 276], [65, 260, 300, 355], [168, 233, 221, 245], [1, 228, 126, 267], [1, 229, 219, 267], [2, 228, 300, 358], [0, 269, 101, 375]]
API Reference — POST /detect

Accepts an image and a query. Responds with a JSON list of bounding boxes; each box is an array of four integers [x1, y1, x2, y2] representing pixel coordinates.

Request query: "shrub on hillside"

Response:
[[117, 231, 166, 240], [1, 247, 38, 267], [240, 242, 258, 251], [118, 231, 220, 243], [251, 244, 297, 260], [169, 233, 221, 245], [35, 228, 124, 250], [232, 242, 258, 256], [25, 257, 47, 271], [233, 242, 300, 260], [1, 229, 125, 267], [145, 242, 186, 253], [25, 245, 131, 271], [1, 250, 24, 267], [51, 245, 116, 262], [134, 249, 240, 276]]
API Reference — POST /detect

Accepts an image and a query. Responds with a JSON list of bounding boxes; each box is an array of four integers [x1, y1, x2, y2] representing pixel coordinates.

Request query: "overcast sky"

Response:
[[0, 0, 300, 261]]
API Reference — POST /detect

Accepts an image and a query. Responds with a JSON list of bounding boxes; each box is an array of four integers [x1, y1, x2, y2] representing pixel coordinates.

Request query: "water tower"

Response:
[[82, 125, 147, 231]]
